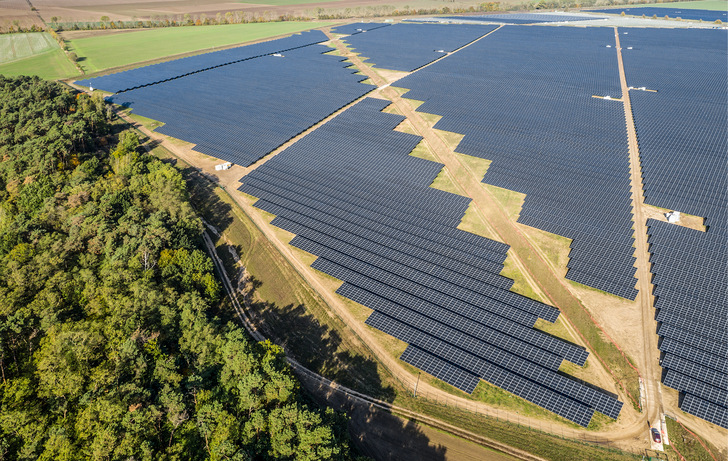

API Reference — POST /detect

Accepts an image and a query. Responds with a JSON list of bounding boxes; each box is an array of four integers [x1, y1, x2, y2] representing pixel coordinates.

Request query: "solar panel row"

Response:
[[330, 22, 391, 35], [393, 26, 638, 299], [620, 28, 727, 429], [104, 44, 374, 167], [342, 23, 498, 72], [238, 97, 621, 426], [76, 30, 329, 94], [434, 13, 605, 24], [648, 221, 727, 429], [588, 7, 727, 22]]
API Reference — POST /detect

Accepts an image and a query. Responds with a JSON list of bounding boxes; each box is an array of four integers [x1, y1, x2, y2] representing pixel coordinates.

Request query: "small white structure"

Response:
[[435, 49, 446, 53], [604, 95, 612, 100], [215, 162, 233, 171], [666, 211, 681, 223], [606, 45, 612, 48], [272, 53, 284, 57], [89, 86, 94, 92]]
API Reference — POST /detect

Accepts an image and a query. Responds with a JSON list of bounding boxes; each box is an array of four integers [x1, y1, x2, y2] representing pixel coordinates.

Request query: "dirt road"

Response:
[[613, 27, 665, 450]]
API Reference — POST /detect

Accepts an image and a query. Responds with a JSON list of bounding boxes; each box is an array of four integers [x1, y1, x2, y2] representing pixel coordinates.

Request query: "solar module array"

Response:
[[342, 23, 498, 72], [76, 30, 329, 94], [621, 28, 727, 232], [330, 22, 390, 35], [436, 13, 605, 24], [238, 97, 623, 427], [620, 28, 727, 429], [392, 26, 638, 299], [588, 7, 727, 22], [104, 43, 374, 167]]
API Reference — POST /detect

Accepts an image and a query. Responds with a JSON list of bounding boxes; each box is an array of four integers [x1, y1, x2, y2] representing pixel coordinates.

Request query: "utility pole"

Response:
[[414, 372, 421, 398]]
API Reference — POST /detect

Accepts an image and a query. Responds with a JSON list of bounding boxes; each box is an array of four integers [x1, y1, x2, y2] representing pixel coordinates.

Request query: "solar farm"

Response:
[[76, 13, 728, 453]]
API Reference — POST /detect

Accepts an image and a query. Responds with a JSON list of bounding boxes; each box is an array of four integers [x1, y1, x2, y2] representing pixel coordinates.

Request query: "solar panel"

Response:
[[238, 96, 620, 426], [394, 26, 638, 299]]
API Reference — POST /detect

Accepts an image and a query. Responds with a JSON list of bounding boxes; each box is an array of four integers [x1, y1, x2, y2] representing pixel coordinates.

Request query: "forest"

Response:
[[0, 76, 357, 460]]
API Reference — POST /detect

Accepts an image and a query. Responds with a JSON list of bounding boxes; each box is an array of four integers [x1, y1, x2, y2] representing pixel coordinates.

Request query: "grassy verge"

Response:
[[394, 396, 640, 461], [665, 417, 721, 461], [66, 22, 334, 73]]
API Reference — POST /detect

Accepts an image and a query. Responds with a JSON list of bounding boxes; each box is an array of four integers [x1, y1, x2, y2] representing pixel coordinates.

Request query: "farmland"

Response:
[[0, 33, 79, 79]]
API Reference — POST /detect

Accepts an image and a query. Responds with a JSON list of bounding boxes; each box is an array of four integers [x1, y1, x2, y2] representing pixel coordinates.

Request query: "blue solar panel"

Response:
[[238, 96, 621, 426], [588, 7, 727, 22], [342, 23, 498, 72], [394, 25, 638, 299], [330, 22, 390, 35], [102, 44, 373, 167], [76, 30, 329, 94], [433, 13, 605, 24], [621, 28, 727, 429]]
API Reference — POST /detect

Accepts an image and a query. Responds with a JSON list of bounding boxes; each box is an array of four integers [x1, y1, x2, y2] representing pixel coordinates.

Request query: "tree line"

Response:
[[0, 76, 361, 460]]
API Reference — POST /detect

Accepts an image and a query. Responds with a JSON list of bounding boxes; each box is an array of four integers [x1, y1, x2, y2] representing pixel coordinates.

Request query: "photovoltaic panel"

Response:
[[434, 13, 605, 24], [330, 22, 391, 35], [394, 25, 638, 299], [103, 43, 374, 167], [75, 30, 329, 93], [588, 7, 727, 22], [342, 23, 498, 72], [624, 29, 728, 428], [238, 96, 622, 426]]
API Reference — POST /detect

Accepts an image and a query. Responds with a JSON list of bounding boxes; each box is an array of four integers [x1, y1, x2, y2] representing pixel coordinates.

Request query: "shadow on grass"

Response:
[[298, 370, 447, 461]]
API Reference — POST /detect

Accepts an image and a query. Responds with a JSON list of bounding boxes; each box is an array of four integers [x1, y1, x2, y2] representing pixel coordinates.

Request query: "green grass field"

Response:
[[0, 32, 79, 80], [67, 22, 333, 73], [0, 48, 79, 80], [0, 33, 57, 63]]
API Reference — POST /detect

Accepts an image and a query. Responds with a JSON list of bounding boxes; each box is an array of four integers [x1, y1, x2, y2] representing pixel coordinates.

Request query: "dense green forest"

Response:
[[0, 76, 356, 460]]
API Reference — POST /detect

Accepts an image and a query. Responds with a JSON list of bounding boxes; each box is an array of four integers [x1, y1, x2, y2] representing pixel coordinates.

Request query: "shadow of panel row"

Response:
[[105, 44, 374, 167], [620, 28, 727, 429], [341, 23, 498, 72], [238, 97, 623, 427], [75, 30, 329, 94], [394, 25, 638, 299]]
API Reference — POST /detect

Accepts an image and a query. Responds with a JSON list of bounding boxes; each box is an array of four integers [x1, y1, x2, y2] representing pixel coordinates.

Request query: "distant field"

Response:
[[238, 0, 346, 4], [0, 33, 57, 63], [0, 33, 79, 79], [66, 22, 333, 73]]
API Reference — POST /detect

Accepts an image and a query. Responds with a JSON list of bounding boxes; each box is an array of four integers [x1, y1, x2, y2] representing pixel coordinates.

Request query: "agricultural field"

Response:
[[0, 33, 79, 79], [64, 21, 334, 73]]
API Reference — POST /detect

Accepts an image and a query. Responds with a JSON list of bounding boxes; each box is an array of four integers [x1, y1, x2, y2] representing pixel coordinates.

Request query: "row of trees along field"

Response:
[[0, 76, 359, 460]]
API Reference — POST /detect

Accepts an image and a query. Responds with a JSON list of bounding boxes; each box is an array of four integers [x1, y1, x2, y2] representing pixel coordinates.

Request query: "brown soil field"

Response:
[[26, 0, 475, 26]]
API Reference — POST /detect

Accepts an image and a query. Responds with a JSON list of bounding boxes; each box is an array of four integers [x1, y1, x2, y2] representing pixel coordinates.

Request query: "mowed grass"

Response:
[[0, 32, 79, 80], [0, 48, 79, 80], [67, 22, 333, 73], [0, 33, 56, 63]]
